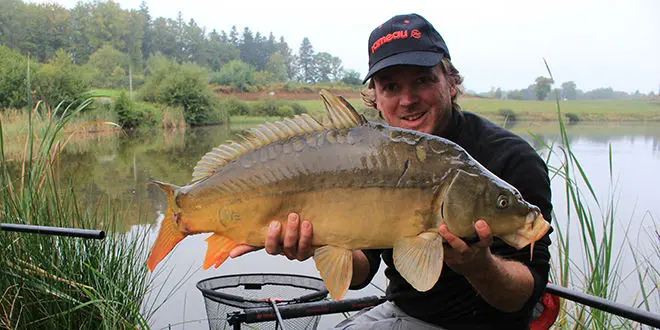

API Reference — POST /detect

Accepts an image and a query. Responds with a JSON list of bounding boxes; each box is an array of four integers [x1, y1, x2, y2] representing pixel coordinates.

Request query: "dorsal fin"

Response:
[[319, 89, 368, 128], [191, 90, 366, 183]]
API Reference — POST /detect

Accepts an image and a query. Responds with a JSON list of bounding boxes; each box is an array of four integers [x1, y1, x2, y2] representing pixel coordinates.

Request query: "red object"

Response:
[[530, 285, 561, 330]]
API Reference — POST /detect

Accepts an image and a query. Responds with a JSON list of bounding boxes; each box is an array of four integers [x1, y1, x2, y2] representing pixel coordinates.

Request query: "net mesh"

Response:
[[197, 273, 328, 330]]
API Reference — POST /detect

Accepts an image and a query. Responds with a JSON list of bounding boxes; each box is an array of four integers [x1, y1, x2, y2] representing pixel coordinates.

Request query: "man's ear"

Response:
[[450, 86, 457, 98]]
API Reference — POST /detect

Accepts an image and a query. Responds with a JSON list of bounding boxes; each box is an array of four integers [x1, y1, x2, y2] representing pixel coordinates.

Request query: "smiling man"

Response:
[[231, 13, 554, 330]]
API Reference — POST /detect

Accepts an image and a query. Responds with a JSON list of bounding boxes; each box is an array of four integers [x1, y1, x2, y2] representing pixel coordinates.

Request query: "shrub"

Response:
[[276, 105, 295, 118], [564, 113, 580, 123], [290, 103, 307, 115], [498, 108, 517, 122], [33, 50, 89, 108], [0, 46, 31, 109], [139, 56, 226, 126], [210, 60, 256, 91], [221, 98, 250, 116], [114, 91, 139, 128], [114, 92, 159, 129]]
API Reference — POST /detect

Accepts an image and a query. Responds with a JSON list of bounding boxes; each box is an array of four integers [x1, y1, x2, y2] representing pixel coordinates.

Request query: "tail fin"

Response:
[[147, 181, 186, 271]]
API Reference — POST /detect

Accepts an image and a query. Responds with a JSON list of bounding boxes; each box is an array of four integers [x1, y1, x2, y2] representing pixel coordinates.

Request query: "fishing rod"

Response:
[[227, 284, 660, 329], [0, 223, 106, 240], [545, 283, 660, 328]]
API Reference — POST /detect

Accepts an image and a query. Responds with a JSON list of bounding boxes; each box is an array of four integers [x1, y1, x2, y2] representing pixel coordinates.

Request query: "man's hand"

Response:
[[438, 219, 495, 277], [438, 219, 535, 312], [229, 213, 315, 261]]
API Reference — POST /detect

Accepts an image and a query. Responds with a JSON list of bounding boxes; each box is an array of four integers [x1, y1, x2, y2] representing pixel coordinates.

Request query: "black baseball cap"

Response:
[[363, 14, 450, 84]]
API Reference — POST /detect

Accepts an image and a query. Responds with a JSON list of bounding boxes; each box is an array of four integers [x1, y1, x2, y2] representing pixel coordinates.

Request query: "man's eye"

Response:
[[383, 83, 398, 92], [417, 76, 435, 85]]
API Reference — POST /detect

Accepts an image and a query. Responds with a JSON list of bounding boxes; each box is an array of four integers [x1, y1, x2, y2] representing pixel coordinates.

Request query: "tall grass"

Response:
[[530, 62, 658, 329], [0, 101, 157, 329]]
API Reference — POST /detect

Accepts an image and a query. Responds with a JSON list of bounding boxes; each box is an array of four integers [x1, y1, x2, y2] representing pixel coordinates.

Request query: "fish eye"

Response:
[[497, 194, 509, 209]]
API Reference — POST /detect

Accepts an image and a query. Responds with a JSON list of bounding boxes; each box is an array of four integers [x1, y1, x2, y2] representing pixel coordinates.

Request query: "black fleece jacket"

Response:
[[354, 109, 554, 330]]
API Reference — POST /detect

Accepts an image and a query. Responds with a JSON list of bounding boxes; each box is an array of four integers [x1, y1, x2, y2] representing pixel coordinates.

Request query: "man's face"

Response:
[[373, 65, 454, 136]]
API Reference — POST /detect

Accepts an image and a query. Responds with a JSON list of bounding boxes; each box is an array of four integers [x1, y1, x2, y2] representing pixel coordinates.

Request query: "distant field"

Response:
[[82, 88, 660, 122], [246, 97, 660, 122], [458, 97, 660, 121]]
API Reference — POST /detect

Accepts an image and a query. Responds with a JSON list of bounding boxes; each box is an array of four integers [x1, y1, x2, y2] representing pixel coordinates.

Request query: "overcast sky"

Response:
[[40, 0, 659, 93]]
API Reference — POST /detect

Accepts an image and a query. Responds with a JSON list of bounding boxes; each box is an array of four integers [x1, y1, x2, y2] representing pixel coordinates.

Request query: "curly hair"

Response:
[[360, 58, 464, 113]]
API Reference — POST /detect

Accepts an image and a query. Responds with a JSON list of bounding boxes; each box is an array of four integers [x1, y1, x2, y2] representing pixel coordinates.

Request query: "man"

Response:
[[231, 13, 553, 329]]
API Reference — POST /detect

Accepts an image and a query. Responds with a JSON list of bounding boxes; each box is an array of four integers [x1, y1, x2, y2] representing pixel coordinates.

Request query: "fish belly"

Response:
[[218, 186, 437, 249]]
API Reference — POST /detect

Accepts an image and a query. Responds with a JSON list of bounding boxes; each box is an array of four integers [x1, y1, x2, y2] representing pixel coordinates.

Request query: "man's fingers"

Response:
[[283, 213, 300, 259], [264, 221, 282, 255], [296, 220, 314, 261], [229, 244, 260, 258], [474, 220, 493, 248], [438, 223, 469, 254]]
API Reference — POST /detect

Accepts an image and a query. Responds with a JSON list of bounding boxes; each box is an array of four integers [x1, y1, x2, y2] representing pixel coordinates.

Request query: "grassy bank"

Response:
[[0, 102, 164, 329]]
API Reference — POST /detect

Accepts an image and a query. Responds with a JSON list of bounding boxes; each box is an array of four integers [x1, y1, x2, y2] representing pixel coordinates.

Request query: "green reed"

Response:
[[0, 101, 160, 329], [527, 61, 658, 329]]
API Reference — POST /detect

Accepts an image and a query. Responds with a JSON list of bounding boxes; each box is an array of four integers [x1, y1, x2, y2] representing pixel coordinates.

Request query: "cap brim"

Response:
[[362, 51, 444, 84]]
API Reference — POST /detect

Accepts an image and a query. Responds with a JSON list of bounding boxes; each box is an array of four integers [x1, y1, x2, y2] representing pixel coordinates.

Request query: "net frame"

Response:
[[197, 273, 329, 329]]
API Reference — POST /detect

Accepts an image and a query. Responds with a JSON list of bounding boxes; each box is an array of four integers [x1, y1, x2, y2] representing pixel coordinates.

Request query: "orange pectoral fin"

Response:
[[204, 234, 239, 269], [147, 215, 186, 271]]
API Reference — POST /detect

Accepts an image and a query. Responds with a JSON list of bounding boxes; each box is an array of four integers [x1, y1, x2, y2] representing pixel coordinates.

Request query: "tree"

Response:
[[534, 76, 553, 101], [265, 52, 288, 82], [0, 0, 25, 51], [494, 88, 503, 99], [228, 26, 239, 47], [561, 81, 577, 100], [85, 44, 130, 89], [314, 52, 334, 82], [124, 7, 147, 70], [181, 18, 206, 64], [341, 69, 362, 85], [204, 39, 240, 72], [211, 59, 255, 91], [297, 37, 315, 83], [149, 17, 179, 59], [328, 56, 343, 81], [277, 36, 295, 81], [140, 55, 221, 125], [506, 90, 524, 100], [138, 1, 152, 61]]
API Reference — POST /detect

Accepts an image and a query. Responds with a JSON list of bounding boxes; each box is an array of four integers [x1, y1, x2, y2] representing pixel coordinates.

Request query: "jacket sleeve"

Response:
[[349, 249, 383, 290], [491, 143, 554, 312]]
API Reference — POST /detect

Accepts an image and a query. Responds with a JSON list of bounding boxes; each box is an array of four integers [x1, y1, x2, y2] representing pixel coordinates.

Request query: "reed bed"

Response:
[[531, 62, 658, 329], [0, 101, 161, 329]]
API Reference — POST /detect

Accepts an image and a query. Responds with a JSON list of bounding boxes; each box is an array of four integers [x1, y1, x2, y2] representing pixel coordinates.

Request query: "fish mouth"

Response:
[[527, 209, 551, 260]]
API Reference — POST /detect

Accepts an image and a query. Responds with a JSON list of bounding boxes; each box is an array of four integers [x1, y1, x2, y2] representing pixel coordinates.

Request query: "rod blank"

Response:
[[0, 223, 105, 240], [546, 283, 660, 328]]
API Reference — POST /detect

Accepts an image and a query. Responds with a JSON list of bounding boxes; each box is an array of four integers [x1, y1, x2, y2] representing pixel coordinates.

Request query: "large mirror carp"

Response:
[[147, 90, 551, 300]]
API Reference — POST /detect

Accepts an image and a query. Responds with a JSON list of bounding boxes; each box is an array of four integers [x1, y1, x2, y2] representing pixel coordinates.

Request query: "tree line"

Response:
[[483, 77, 657, 101], [0, 0, 363, 92]]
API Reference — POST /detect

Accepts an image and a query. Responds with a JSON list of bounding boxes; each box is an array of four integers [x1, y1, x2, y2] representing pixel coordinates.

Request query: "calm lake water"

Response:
[[58, 119, 660, 329]]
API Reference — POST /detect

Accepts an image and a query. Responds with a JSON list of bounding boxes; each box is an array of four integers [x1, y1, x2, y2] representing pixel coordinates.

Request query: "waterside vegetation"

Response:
[[0, 102, 179, 329]]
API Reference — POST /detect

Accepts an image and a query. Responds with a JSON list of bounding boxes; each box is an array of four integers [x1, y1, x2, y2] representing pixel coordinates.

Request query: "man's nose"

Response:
[[399, 86, 418, 107]]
